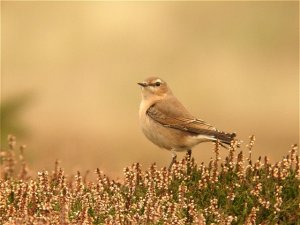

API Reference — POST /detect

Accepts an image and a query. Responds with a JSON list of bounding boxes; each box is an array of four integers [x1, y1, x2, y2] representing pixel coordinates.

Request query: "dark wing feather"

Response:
[[146, 98, 235, 145]]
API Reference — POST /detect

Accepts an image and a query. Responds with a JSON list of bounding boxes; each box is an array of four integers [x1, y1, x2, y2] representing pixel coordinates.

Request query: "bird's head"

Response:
[[138, 77, 171, 99]]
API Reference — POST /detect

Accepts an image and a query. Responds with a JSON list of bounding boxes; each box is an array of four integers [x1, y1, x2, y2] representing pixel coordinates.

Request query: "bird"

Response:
[[138, 77, 238, 169]]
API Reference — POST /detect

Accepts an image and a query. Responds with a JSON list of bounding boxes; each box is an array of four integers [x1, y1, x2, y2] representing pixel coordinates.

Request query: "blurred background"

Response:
[[1, 1, 299, 177]]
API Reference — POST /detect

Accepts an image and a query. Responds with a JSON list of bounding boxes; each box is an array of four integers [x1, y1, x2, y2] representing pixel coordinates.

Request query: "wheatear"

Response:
[[138, 77, 238, 169]]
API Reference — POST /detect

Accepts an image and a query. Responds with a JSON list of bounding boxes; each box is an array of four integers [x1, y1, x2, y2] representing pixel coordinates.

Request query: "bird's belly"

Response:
[[140, 115, 198, 151]]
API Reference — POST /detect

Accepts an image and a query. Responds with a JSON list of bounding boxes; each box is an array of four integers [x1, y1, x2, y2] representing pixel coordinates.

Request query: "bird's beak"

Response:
[[137, 82, 147, 87]]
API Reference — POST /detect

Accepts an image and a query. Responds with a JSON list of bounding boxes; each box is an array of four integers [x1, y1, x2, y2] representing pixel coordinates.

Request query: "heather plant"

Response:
[[0, 135, 299, 225]]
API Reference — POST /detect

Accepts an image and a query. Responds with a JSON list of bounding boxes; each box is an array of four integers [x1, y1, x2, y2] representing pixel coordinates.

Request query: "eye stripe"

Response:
[[145, 79, 163, 87], [149, 82, 162, 87], [148, 79, 163, 87]]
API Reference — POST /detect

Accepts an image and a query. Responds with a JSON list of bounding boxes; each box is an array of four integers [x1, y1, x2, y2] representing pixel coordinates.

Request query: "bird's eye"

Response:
[[155, 82, 161, 87]]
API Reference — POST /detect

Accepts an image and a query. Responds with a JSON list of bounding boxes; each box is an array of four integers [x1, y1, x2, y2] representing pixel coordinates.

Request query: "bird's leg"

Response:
[[186, 149, 193, 175], [187, 149, 192, 160], [168, 150, 177, 171]]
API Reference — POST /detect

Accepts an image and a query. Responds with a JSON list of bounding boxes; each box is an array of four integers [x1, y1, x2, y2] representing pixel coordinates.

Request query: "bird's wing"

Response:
[[146, 97, 217, 136], [146, 99, 236, 145]]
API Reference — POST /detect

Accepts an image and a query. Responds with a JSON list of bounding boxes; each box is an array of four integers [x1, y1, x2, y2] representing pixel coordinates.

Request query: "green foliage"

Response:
[[0, 93, 33, 145]]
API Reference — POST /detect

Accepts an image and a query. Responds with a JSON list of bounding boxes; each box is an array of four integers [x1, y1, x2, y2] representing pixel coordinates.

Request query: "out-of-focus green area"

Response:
[[1, 2, 299, 177], [0, 93, 33, 145]]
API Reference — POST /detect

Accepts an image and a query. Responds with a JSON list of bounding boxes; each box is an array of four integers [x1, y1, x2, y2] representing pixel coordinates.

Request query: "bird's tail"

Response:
[[214, 131, 241, 148]]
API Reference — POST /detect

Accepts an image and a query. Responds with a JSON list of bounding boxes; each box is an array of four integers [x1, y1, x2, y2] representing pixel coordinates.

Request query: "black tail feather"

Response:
[[214, 131, 237, 146]]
